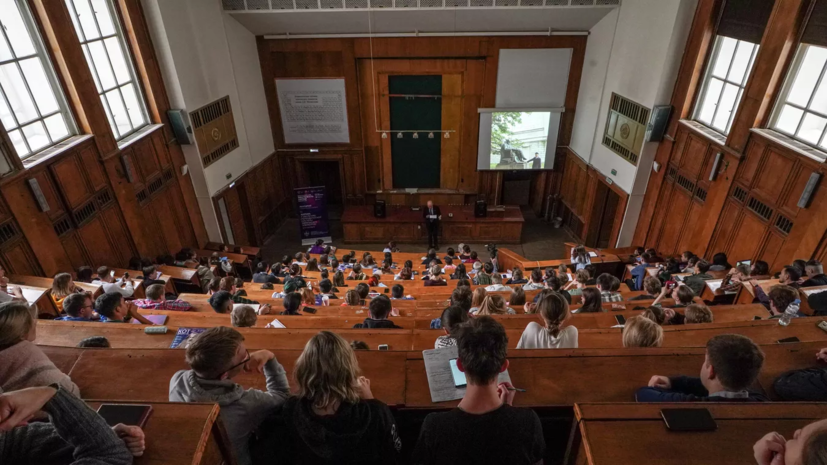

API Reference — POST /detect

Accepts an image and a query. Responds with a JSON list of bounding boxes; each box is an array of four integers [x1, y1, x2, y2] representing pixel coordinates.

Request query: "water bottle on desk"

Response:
[[778, 299, 801, 326]]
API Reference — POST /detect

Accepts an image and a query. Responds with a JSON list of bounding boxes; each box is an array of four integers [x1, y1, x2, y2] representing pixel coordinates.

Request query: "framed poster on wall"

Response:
[[276, 78, 350, 144]]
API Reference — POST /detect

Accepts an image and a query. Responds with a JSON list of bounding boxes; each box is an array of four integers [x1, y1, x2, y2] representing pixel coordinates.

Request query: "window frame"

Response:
[[0, 0, 78, 159], [769, 42, 827, 153], [65, 0, 150, 142], [693, 35, 760, 136]]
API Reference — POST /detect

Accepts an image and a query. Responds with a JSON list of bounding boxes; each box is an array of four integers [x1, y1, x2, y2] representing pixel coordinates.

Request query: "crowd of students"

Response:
[[2, 243, 827, 463]]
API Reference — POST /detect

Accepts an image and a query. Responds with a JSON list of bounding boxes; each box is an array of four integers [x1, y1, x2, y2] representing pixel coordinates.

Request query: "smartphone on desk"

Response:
[[777, 336, 801, 344], [615, 315, 626, 326], [449, 358, 466, 388], [97, 404, 152, 428], [661, 408, 717, 432]]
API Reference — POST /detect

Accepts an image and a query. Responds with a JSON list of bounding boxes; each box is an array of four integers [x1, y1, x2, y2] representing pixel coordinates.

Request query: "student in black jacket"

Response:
[[250, 331, 401, 465], [802, 259, 827, 287], [773, 346, 827, 401], [353, 295, 402, 329], [635, 334, 767, 402]]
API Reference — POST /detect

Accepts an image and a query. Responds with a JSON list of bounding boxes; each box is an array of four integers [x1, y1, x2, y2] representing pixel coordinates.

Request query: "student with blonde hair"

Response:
[[252, 331, 401, 463], [685, 304, 714, 324], [469, 287, 487, 313], [622, 315, 664, 348], [0, 301, 79, 395], [51, 272, 84, 313], [474, 294, 515, 316], [231, 305, 257, 328], [516, 292, 577, 349], [571, 244, 591, 271], [565, 268, 591, 296], [343, 290, 361, 307]]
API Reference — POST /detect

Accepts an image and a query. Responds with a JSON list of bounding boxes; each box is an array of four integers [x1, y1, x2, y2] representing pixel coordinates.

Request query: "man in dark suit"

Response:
[[531, 152, 542, 170], [423, 200, 441, 249]]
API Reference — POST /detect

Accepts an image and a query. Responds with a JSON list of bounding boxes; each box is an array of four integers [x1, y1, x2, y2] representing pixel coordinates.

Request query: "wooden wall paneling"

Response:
[[460, 60, 485, 193], [728, 210, 769, 261], [634, 138, 674, 247], [49, 153, 94, 210], [736, 138, 767, 187], [99, 205, 136, 267], [780, 162, 815, 216], [645, 179, 673, 250], [378, 73, 393, 190], [441, 73, 463, 190], [358, 60, 383, 192], [77, 216, 120, 268], [657, 188, 693, 256], [692, 150, 740, 257], [677, 199, 705, 254], [224, 187, 250, 247], [101, 152, 154, 257], [60, 231, 90, 271], [27, 169, 67, 222], [753, 148, 796, 204], [680, 134, 709, 176], [130, 137, 161, 182], [759, 230, 787, 271], [0, 239, 42, 277], [726, 0, 809, 152], [78, 146, 108, 192]]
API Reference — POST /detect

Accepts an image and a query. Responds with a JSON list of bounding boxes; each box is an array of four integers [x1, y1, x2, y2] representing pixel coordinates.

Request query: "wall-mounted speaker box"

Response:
[[474, 200, 487, 218], [27, 178, 50, 212], [797, 173, 821, 208], [374, 200, 386, 218], [167, 109, 192, 145], [709, 152, 723, 181], [645, 105, 672, 142]]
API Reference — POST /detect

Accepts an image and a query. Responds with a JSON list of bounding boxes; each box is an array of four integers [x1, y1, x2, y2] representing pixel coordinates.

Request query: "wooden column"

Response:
[[726, 0, 808, 152]]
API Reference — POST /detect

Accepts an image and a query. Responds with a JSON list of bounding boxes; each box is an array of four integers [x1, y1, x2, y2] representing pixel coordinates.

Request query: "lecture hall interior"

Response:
[[2, 0, 827, 464]]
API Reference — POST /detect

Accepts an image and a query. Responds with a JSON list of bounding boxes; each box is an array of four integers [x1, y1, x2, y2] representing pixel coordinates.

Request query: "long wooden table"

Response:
[[568, 403, 827, 465], [341, 205, 525, 244]]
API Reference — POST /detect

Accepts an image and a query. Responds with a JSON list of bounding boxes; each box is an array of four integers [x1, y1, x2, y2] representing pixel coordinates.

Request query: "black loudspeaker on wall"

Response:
[[797, 173, 821, 208], [167, 109, 192, 145], [474, 200, 487, 218], [374, 200, 386, 218], [645, 105, 672, 142]]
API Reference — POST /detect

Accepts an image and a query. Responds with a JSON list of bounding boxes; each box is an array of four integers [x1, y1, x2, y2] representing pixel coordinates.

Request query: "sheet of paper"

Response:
[[268, 318, 286, 328], [803, 288, 827, 296], [423, 346, 511, 403], [19, 287, 42, 305], [588, 251, 598, 257], [245, 304, 261, 314], [705, 279, 724, 293]]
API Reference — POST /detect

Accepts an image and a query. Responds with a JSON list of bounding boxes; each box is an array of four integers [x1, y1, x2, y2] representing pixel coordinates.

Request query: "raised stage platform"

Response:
[[341, 205, 524, 244]]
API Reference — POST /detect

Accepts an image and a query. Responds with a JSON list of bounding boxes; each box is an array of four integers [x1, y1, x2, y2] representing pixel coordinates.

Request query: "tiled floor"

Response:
[[260, 206, 576, 262]]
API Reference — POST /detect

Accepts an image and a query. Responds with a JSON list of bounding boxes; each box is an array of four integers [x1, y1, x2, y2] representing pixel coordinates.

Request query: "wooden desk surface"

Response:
[[341, 205, 525, 223], [157, 266, 197, 281], [573, 403, 827, 465], [85, 401, 230, 465], [205, 241, 261, 259], [195, 249, 248, 265]]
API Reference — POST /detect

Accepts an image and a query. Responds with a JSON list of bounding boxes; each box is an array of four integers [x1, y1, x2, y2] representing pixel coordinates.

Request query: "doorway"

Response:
[[586, 180, 622, 249], [297, 160, 344, 207]]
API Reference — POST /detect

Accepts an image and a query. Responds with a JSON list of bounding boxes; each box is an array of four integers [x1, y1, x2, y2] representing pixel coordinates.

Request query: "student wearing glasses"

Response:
[[54, 293, 95, 321], [168, 326, 290, 465]]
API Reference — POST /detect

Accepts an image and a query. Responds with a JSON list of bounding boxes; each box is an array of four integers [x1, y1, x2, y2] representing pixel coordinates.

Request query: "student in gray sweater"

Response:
[[169, 326, 289, 465], [0, 384, 138, 464]]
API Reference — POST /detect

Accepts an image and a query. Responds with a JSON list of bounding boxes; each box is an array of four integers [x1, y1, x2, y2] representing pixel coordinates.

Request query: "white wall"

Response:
[[569, 0, 697, 246], [142, 0, 275, 242]]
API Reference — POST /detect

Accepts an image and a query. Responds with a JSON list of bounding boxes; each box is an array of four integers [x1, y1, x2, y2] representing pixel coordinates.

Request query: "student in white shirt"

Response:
[[516, 292, 577, 349], [484, 273, 511, 292], [94, 266, 134, 297], [570, 245, 592, 271]]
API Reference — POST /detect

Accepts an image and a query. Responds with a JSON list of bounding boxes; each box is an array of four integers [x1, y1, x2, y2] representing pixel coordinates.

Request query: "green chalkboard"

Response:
[[389, 75, 442, 188]]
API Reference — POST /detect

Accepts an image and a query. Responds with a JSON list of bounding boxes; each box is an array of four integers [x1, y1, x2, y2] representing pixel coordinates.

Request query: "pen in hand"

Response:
[[507, 387, 527, 392]]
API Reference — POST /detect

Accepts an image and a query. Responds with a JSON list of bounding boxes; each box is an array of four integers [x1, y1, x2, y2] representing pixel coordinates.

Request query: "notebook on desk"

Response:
[[423, 346, 512, 403]]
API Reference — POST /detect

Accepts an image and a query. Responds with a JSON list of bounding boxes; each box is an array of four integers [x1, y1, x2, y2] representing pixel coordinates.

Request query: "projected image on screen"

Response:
[[477, 110, 560, 171]]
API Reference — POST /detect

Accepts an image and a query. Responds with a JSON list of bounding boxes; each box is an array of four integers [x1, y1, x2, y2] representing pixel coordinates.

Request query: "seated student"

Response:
[[252, 331, 400, 464], [546, 276, 572, 305], [635, 334, 767, 402], [50, 273, 86, 313], [575, 287, 604, 313], [505, 267, 527, 285], [353, 295, 401, 329], [441, 256, 457, 274], [0, 385, 145, 464], [685, 304, 714, 324], [304, 258, 320, 273], [622, 315, 664, 348], [753, 418, 827, 465], [474, 262, 494, 285], [77, 336, 111, 348], [341, 290, 362, 307], [449, 287, 473, 313], [750, 265, 802, 311], [719, 262, 755, 293], [0, 265, 23, 304], [468, 287, 487, 313], [709, 252, 732, 272], [76, 265, 94, 284], [284, 264, 307, 289], [630, 253, 656, 291], [377, 258, 395, 275], [413, 316, 545, 464], [318, 279, 338, 300], [443, 247, 457, 262], [360, 253, 377, 269], [522, 268, 545, 291], [232, 305, 258, 328], [391, 284, 412, 300], [474, 294, 515, 316], [0, 301, 80, 395], [383, 241, 399, 253], [583, 265, 598, 285], [348, 263, 367, 281], [132, 284, 193, 311], [683, 259, 714, 296], [422, 249, 442, 266], [93, 266, 135, 297], [355, 282, 370, 301], [656, 258, 683, 281], [644, 248, 664, 263], [517, 292, 577, 349], [307, 238, 326, 254], [169, 326, 289, 465], [484, 273, 510, 292], [96, 292, 152, 324], [570, 245, 592, 272], [629, 276, 662, 301], [509, 286, 526, 307], [332, 270, 347, 288], [209, 290, 234, 314], [207, 276, 222, 295], [766, 284, 802, 320], [280, 292, 303, 316], [654, 284, 695, 325], [217, 277, 258, 305], [564, 269, 590, 296], [137, 265, 166, 288], [435, 305, 470, 349], [54, 292, 95, 321], [597, 273, 622, 302], [679, 251, 695, 271], [450, 263, 469, 280], [802, 259, 827, 287], [641, 306, 667, 325], [252, 262, 279, 284]]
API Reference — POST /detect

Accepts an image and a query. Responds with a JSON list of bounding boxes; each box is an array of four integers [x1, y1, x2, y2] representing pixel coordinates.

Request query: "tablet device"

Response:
[[449, 358, 466, 388], [97, 404, 152, 428], [661, 408, 717, 432]]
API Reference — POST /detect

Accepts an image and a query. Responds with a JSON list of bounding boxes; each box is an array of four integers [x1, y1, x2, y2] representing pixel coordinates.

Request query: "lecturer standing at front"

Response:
[[423, 200, 441, 249]]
